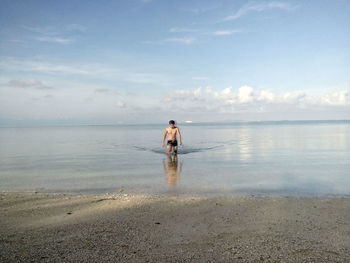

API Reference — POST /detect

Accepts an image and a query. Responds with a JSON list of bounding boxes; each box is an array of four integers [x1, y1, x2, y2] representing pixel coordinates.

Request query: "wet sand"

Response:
[[1, 192, 349, 262]]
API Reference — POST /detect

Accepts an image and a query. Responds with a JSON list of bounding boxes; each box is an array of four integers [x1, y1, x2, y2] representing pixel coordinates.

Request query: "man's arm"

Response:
[[162, 129, 167, 147], [177, 128, 183, 145]]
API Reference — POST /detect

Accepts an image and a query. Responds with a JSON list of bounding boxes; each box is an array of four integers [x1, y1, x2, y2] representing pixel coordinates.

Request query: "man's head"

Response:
[[169, 120, 175, 127]]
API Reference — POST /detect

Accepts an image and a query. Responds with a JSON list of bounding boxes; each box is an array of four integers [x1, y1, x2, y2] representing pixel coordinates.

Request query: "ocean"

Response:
[[1, 120, 349, 197]]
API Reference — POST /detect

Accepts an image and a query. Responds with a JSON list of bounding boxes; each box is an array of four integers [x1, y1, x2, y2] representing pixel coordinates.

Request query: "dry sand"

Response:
[[1, 192, 349, 262]]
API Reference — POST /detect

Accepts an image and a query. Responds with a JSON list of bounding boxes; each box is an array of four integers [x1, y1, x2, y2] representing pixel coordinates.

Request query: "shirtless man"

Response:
[[162, 120, 183, 154]]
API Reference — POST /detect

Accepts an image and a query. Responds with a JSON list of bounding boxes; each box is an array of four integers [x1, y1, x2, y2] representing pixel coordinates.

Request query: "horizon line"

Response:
[[1, 119, 350, 128]]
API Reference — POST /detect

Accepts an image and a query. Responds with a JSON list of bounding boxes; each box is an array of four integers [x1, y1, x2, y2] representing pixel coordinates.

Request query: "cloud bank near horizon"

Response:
[[163, 85, 349, 109], [1, 78, 349, 124]]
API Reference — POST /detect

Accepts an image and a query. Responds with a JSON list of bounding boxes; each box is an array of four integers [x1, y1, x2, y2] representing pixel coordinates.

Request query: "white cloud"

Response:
[[21, 24, 86, 44], [169, 27, 241, 36], [257, 90, 276, 102], [34, 36, 73, 44], [144, 27, 241, 46], [211, 30, 241, 36], [223, 1, 298, 21], [0, 58, 172, 85], [29, 63, 90, 75], [163, 37, 196, 45], [162, 86, 349, 114], [23, 24, 86, 34], [7, 39, 25, 43], [142, 37, 196, 45], [8, 79, 53, 90], [316, 90, 349, 106], [0, 58, 112, 75], [237, 85, 254, 103], [116, 101, 126, 108], [9, 79, 42, 87], [22, 25, 59, 36], [282, 91, 306, 103]]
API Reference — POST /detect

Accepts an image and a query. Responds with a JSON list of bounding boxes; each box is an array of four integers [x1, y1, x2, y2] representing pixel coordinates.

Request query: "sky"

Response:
[[0, 0, 349, 125]]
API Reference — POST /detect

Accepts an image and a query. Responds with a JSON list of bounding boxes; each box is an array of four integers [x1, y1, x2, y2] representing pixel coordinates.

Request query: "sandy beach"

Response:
[[0, 192, 349, 263]]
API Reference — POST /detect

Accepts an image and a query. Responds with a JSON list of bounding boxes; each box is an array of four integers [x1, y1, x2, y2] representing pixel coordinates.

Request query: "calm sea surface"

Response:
[[1, 121, 349, 197]]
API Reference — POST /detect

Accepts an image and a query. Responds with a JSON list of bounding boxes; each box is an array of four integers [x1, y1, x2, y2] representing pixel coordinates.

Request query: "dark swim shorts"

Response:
[[167, 140, 178, 146]]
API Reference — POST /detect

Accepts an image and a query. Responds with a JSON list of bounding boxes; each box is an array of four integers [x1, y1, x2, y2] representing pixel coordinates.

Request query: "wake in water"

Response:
[[134, 143, 226, 155]]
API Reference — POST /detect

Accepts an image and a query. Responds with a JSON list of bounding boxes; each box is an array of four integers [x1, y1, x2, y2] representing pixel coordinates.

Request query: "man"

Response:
[[162, 120, 183, 154]]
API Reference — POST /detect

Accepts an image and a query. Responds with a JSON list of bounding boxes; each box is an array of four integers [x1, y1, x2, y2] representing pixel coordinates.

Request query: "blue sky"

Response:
[[0, 0, 349, 125]]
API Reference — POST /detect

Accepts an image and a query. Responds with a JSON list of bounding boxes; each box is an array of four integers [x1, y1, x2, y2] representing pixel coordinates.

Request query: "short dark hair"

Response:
[[169, 120, 175, 125]]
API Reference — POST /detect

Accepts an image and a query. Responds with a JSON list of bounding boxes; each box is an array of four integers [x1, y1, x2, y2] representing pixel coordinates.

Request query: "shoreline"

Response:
[[1, 192, 349, 262], [2, 189, 350, 199]]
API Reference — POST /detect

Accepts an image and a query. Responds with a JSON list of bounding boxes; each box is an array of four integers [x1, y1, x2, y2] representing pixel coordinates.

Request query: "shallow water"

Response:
[[1, 121, 350, 197]]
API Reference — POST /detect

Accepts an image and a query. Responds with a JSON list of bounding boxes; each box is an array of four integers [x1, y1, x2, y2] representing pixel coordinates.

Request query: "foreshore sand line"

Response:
[[1, 192, 349, 262]]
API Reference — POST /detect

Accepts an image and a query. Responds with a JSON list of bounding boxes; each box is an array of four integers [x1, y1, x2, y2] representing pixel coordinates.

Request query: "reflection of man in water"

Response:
[[163, 154, 182, 186], [162, 120, 183, 154]]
